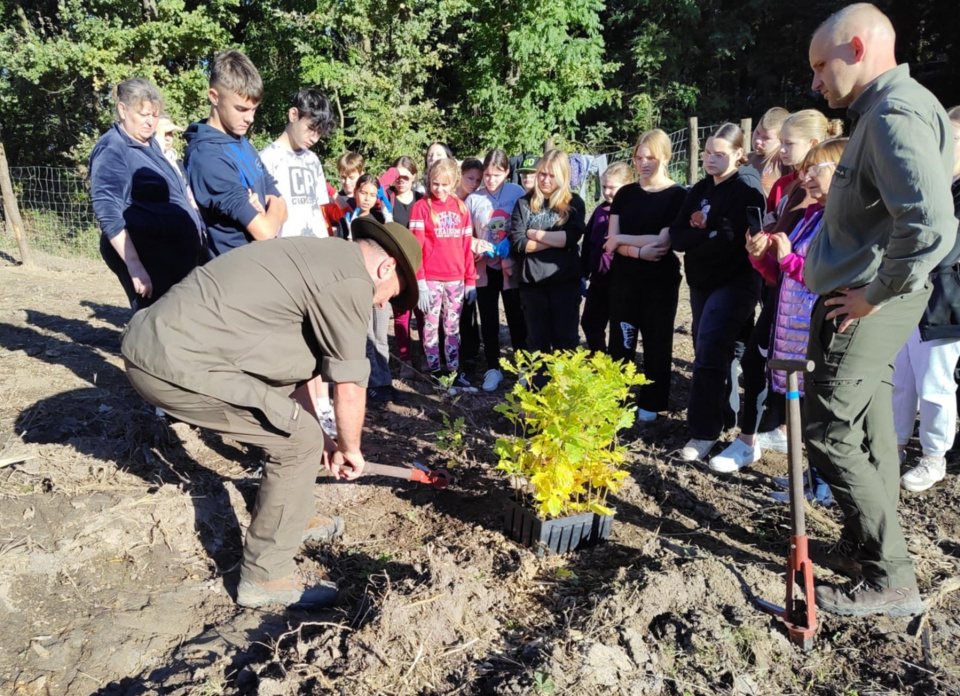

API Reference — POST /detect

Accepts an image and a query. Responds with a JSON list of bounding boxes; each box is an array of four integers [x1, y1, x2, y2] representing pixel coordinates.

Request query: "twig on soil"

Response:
[[404, 593, 443, 609], [912, 576, 960, 641], [0, 454, 34, 468], [402, 641, 425, 680], [259, 620, 353, 676], [0, 536, 28, 559], [357, 639, 392, 667], [896, 658, 938, 676], [440, 637, 479, 657], [76, 671, 104, 686]]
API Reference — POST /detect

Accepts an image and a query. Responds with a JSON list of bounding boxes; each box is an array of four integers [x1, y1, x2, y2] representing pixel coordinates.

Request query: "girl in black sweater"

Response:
[[604, 129, 687, 422], [669, 123, 766, 462], [509, 149, 586, 360]]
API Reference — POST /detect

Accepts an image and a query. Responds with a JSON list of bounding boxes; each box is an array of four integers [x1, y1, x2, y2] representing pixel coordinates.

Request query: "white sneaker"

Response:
[[679, 439, 717, 461], [900, 455, 946, 492], [482, 369, 503, 392], [315, 401, 338, 439], [637, 408, 658, 422], [709, 439, 761, 473], [756, 428, 788, 454]]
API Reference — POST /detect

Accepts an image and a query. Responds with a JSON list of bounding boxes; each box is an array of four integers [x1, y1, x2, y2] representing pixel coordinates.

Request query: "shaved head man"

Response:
[[802, 4, 956, 618], [808, 3, 896, 109]]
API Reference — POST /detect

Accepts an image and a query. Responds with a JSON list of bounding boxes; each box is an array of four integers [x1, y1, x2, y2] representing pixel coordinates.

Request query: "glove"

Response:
[[417, 279, 430, 314], [346, 208, 359, 224], [377, 186, 393, 215], [495, 238, 512, 259], [464, 285, 477, 305]]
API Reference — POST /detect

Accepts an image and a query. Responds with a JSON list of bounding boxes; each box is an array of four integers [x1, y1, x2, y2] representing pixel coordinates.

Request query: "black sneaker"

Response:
[[809, 538, 862, 579], [815, 578, 924, 617]]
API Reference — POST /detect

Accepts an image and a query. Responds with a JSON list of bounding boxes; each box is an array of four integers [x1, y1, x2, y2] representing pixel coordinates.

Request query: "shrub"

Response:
[[494, 349, 648, 519]]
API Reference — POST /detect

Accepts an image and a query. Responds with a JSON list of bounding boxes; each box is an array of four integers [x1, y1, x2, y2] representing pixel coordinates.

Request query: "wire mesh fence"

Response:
[[601, 123, 718, 185], [0, 122, 722, 261], [4, 166, 100, 259]]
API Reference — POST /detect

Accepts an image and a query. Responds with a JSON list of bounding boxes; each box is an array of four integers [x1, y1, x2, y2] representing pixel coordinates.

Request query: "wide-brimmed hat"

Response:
[[351, 217, 423, 312], [517, 154, 540, 173]]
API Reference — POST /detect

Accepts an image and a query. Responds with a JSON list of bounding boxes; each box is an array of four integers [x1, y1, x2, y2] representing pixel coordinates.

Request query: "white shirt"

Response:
[[259, 141, 330, 238]]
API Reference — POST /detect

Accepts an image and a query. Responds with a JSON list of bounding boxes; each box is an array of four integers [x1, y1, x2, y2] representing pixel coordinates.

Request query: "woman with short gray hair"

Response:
[[90, 78, 206, 310]]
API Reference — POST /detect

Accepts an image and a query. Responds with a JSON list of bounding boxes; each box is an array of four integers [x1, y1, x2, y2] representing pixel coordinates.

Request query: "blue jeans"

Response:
[[688, 276, 761, 440], [366, 304, 392, 388]]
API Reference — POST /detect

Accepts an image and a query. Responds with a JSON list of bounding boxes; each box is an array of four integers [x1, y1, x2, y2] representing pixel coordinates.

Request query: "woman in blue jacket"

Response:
[[90, 78, 206, 310]]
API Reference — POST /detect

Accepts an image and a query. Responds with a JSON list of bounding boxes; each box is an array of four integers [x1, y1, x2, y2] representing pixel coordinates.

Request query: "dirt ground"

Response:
[[1, 244, 960, 696]]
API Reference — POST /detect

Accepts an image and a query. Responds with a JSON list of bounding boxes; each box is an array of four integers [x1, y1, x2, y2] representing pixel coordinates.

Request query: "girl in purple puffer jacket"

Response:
[[746, 138, 848, 503]]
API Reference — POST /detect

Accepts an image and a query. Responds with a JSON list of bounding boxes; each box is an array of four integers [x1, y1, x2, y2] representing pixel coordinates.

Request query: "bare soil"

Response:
[[1, 246, 959, 696]]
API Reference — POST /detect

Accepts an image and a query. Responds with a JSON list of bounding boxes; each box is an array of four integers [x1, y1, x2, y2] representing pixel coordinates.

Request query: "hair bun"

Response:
[[826, 119, 844, 138]]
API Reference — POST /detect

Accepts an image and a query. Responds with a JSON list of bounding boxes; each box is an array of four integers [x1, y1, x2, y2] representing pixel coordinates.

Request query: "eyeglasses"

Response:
[[803, 162, 836, 178]]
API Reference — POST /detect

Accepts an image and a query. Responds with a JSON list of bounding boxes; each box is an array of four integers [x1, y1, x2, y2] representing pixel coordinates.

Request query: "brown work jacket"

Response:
[[121, 237, 374, 434]]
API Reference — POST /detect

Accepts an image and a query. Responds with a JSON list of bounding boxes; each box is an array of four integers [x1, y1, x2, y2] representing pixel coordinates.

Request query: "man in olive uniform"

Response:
[[803, 4, 955, 616], [121, 218, 421, 608]]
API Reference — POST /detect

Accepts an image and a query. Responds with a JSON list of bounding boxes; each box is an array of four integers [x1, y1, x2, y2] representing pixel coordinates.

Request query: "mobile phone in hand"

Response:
[[746, 206, 764, 236]]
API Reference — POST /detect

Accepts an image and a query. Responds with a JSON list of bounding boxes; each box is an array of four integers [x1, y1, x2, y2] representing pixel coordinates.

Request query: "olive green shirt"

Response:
[[122, 237, 374, 434], [805, 64, 956, 306]]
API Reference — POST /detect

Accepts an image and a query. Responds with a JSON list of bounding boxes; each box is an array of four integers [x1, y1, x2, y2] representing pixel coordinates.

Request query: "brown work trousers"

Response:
[[125, 362, 325, 583]]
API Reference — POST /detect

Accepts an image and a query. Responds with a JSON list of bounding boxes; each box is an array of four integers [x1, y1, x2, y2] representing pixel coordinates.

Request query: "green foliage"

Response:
[[0, 0, 234, 165], [435, 410, 466, 465], [494, 349, 648, 520], [532, 670, 556, 694], [2, 0, 959, 172], [456, 0, 619, 154]]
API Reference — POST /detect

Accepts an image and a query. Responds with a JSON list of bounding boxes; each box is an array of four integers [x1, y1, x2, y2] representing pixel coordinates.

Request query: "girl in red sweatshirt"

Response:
[[409, 158, 477, 379]]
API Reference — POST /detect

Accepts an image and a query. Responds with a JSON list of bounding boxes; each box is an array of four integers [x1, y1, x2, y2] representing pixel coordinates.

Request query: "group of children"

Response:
[[141, 48, 960, 498]]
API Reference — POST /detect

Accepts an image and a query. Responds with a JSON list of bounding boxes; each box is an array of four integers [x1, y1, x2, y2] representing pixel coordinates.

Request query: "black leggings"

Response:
[[477, 267, 527, 368]]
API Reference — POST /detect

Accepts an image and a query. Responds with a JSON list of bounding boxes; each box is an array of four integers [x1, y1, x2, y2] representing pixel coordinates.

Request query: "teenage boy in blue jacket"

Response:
[[184, 50, 287, 257]]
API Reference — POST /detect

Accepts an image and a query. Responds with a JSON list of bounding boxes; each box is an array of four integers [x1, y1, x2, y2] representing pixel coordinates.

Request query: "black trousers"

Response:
[[476, 266, 527, 369], [738, 283, 777, 435], [100, 228, 205, 311], [459, 300, 480, 367], [687, 275, 762, 440], [608, 264, 681, 413], [520, 280, 581, 354]]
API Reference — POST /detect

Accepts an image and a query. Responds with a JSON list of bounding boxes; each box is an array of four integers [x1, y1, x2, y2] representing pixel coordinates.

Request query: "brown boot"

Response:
[[815, 578, 924, 617], [301, 514, 345, 544], [236, 574, 338, 609], [809, 538, 862, 580]]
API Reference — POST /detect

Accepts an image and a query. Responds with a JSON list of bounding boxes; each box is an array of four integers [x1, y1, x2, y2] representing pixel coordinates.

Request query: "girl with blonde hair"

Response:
[[601, 129, 687, 421], [409, 158, 476, 379], [736, 110, 844, 456], [508, 150, 587, 370], [745, 107, 790, 196]]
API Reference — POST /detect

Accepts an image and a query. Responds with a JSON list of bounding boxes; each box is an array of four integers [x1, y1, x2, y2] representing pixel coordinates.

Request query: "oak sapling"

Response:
[[494, 349, 649, 520]]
